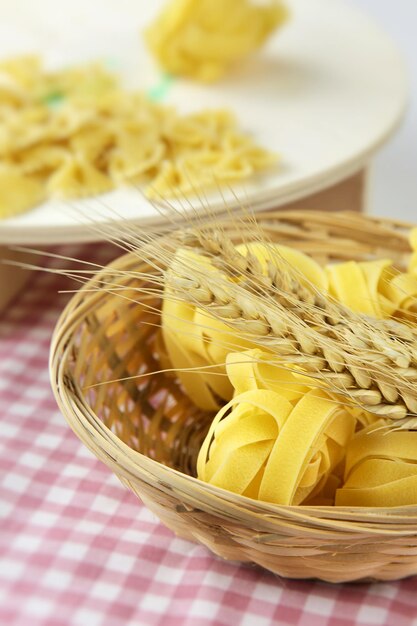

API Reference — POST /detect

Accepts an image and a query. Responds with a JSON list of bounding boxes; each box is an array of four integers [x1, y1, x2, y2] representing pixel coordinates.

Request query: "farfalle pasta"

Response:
[[47, 155, 114, 199], [0, 55, 42, 113], [0, 56, 277, 218], [145, 0, 288, 82], [0, 167, 45, 218]]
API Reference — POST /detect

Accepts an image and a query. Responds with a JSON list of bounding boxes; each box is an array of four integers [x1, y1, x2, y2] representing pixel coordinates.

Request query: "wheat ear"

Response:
[[163, 226, 417, 426]]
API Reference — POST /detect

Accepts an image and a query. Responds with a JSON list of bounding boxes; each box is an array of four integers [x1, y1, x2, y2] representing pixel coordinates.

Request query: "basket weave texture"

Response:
[[50, 210, 417, 583]]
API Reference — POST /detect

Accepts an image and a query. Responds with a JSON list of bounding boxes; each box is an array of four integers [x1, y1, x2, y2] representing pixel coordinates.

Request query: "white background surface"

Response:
[[355, 1, 417, 221]]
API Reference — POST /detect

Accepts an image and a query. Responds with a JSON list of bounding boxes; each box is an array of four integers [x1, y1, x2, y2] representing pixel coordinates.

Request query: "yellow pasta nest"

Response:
[[162, 243, 327, 410], [336, 422, 417, 507], [145, 0, 289, 82], [0, 56, 276, 219], [162, 230, 417, 506], [327, 258, 417, 319]]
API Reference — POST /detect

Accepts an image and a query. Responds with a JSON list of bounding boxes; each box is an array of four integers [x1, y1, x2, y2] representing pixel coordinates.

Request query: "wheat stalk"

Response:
[[25, 197, 417, 427], [158, 225, 417, 425]]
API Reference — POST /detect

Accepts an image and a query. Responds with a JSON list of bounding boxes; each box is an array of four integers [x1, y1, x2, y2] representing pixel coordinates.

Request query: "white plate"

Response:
[[0, 0, 407, 244]]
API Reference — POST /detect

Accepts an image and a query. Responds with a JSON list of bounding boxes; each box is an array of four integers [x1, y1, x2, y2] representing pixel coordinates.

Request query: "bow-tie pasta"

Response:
[[0, 167, 45, 218], [0, 56, 277, 218]]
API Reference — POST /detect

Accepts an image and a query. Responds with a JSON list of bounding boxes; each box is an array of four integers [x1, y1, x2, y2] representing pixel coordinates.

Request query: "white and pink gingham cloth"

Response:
[[1, 242, 417, 626]]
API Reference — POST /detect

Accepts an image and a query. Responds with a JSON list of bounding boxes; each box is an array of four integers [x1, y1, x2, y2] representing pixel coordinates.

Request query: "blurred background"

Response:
[[355, 0, 417, 221], [0, 0, 415, 222]]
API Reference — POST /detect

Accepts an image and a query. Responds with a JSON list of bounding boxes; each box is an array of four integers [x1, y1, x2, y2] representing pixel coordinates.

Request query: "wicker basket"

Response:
[[50, 210, 417, 583]]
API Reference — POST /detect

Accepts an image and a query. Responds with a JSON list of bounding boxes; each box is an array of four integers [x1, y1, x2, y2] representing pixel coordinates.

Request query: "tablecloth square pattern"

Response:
[[1, 243, 417, 626]]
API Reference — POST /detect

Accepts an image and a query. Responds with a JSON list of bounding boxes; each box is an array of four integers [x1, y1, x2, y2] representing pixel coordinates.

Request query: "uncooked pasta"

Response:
[[145, 0, 289, 82], [0, 56, 277, 218]]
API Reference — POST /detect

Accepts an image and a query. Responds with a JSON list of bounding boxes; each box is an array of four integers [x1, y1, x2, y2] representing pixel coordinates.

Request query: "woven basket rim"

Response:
[[50, 210, 417, 537]]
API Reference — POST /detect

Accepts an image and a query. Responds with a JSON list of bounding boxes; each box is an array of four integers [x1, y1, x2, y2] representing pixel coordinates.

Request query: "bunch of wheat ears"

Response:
[[22, 199, 417, 430]]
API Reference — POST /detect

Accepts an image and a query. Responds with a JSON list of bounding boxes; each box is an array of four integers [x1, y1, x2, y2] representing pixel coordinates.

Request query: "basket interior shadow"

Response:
[[68, 261, 214, 478]]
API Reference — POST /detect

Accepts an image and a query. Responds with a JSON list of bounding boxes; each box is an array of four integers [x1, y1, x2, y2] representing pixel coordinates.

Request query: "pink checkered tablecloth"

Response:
[[1, 242, 417, 626]]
